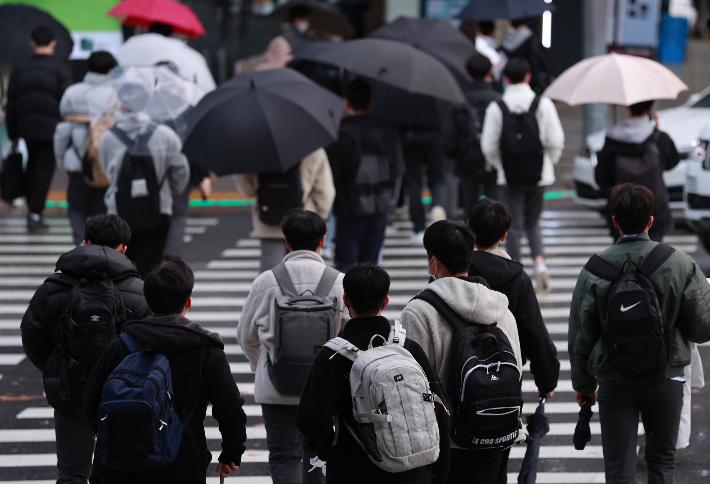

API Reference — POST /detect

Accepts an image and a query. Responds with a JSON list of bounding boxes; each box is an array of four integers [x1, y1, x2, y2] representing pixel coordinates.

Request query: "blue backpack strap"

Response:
[[120, 333, 143, 353]]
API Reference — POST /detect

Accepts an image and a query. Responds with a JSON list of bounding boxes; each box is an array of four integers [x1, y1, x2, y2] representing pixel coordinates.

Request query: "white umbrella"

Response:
[[115, 33, 216, 93], [543, 52, 688, 106]]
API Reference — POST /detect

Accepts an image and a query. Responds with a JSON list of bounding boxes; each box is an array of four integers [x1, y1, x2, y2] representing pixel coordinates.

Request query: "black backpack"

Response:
[[497, 97, 544, 185], [112, 125, 166, 233], [612, 131, 669, 206], [584, 244, 675, 385], [414, 290, 522, 450], [258, 164, 303, 226], [502, 36, 555, 94], [453, 100, 488, 178]]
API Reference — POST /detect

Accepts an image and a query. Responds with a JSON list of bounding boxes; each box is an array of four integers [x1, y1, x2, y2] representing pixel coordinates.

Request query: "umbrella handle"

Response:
[[539, 397, 546, 405]]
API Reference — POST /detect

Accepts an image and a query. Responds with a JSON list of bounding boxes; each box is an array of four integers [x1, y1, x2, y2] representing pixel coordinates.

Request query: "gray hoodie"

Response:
[[605, 116, 656, 144], [500, 25, 534, 54]]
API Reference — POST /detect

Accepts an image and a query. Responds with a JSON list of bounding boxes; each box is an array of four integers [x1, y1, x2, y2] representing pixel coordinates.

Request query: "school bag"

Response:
[[258, 164, 303, 225], [413, 289, 523, 450], [583, 243, 675, 385], [268, 262, 340, 395], [452, 99, 488, 179], [112, 125, 166, 233], [496, 97, 544, 185], [97, 332, 195, 470], [324, 321, 443, 473], [611, 131, 668, 206]]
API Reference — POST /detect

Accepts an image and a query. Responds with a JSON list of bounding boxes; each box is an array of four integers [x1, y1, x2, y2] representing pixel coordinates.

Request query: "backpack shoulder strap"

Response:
[[413, 289, 469, 333], [313, 266, 339, 298], [324, 337, 359, 362], [495, 99, 511, 116], [583, 255, 621, 281], [639, 244, 675, 278], [387, 320, 406, 347], [271, 262, 298, 298], [529, 96, 542, 114], [119, 332, 143, 354], [110, 126, 135, 150]]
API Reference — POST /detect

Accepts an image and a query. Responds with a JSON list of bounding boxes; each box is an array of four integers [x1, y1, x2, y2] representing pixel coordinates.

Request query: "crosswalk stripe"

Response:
[[0, 354, 25, 365], [522, 401, 594, 414], [509, 445, 605, 459], [523, 380, 573, 392], [15, 405, 265, 419], [0, 245, 75, 253], [0, 255, 61, 264], [505, 473, 605, 483]]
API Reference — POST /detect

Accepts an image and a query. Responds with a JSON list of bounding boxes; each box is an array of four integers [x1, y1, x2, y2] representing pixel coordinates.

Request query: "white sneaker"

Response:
[[535, 262, 552, 294], [409, 231, 425, 246], [430, 205, 447, 223]]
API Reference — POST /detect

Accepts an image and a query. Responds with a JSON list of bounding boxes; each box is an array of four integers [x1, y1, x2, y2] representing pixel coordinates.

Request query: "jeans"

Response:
[[598, 379, 683, 484], [403, 142, 446, 233], [66, 172, 107, 246], [261, 404, 324, 484], [450, 447, 509, 484], [501, 184, 545, 262], [25, 140, 56, 215], [334, 212, 389, 273], [260, 239, 288, 274], [125, 215, 170, 278], [460, 170, 499, 215], [55, 407, 95, 484], [163, 184, 190, 259]]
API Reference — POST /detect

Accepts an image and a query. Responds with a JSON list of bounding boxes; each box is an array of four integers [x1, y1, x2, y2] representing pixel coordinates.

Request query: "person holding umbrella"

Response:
[[500, 20, 555, 94]]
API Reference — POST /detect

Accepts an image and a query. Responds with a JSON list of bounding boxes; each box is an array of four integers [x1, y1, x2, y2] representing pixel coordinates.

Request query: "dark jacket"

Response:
[[297, 316, 451, 484], [468, 251, 559, 393], [21, 244, 151, 414], [84, 315, 248, 484], [6, 54, 72, 141]]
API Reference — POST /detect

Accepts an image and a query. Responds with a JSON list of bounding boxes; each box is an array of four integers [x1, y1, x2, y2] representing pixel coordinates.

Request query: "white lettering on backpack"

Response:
[[91, 315, 100, 322], [409, 390, 424, 442], [131, 179, 149, 198]]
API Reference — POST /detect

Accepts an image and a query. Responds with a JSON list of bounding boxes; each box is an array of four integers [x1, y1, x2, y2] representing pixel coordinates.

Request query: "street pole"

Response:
[[583, 0, 610, 137]]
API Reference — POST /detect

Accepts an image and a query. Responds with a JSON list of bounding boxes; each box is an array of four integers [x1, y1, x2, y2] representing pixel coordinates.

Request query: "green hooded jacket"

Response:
[[568, 234, 710, 393]]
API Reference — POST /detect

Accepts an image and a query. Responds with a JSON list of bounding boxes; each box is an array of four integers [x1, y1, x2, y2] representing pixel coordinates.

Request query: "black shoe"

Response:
[[27, 214, 48, 230]]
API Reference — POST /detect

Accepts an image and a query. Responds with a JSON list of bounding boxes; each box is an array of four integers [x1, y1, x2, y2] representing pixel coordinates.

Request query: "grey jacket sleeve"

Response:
[[677, 258, 710, 344], [163, 128, 190, 196], [568, 270, 602, 394]]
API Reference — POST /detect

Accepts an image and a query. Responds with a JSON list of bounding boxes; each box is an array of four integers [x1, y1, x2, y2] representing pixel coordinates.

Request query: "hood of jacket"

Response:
[[501, 26, 533, 52], [426, 275, 509, 325], [123, 314, 224, 354], [464, 81, 500, 104], [113, 111, 153, 138], [468, 250, 525, 288], [606, 116, 656, 145], [55, 244, 139, 280]]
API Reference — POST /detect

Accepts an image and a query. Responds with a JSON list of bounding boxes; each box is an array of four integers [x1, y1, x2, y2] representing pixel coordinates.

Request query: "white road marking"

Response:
[[505, 473, 605, 483]]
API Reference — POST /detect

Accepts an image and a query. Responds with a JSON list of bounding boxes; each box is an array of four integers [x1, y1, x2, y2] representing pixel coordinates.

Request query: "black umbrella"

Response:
[[457, 0, 557, 21], [574, 397, 594, 450], [272, 0, 354, 38], [292, 39, 465, 104], [371, 83, 450, 130], [518, 398, 549, 484], [182, 68, 344, 176], [0, 4, 74, 65]]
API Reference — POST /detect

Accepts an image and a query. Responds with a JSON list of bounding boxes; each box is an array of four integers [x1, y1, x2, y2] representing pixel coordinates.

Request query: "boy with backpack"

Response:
[[21, 214, 151, 484], [499, 20, 555, 95], [480, 57, 564, 293], [595, 100, 680, 242], [569, 183, 710, 484], [326, 79, 405, 272], [400, 220, 523, 484], [238, 209, 349, 484], [297, 262, 451, 483]]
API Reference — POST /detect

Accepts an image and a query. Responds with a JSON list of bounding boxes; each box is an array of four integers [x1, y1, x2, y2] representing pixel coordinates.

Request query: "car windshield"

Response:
[[691, 91, 710, 108]]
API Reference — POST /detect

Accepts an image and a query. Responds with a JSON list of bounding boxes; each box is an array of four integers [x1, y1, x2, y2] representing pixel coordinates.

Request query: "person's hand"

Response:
[[575, 391, 596, 407], [539, 390, 555, 400], [200, 177, 212, 199], [215, 462, 238, 484]]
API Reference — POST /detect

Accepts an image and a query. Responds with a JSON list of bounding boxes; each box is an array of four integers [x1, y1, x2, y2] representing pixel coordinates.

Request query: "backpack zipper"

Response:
[[105, 376, 143, 388], [146, 377, 164, 417], [113, 369, 148, 378], [460, 362, 521, 402], [460, 350, 517, 390]]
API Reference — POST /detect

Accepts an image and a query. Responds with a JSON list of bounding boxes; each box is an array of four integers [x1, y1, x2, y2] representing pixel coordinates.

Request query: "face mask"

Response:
[[427, 256, 438, 279], [296, 20, 310, 33]]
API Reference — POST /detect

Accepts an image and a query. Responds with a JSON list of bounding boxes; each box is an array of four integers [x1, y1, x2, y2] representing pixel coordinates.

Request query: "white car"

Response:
[[684, 123, 710, 252], [573, 86, 710, 210]]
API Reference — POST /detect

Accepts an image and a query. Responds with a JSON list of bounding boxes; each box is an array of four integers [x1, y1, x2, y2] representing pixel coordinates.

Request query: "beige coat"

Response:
[[234, 148, 335, 239]]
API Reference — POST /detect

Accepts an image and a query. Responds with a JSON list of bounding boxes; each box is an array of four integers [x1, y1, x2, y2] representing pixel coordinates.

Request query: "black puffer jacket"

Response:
[[21, 244, 150, 414], [5, 54, 72, 141], [468, 251, 560, 394], [84, 315, 248, 484]]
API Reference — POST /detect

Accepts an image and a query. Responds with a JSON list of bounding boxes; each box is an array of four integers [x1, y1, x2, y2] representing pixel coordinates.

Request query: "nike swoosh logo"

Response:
[[620, 301, 642, 312]]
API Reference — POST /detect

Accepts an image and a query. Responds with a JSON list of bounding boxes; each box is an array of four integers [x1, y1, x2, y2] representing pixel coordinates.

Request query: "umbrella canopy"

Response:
[[292, 39, 465, 104], [457, 0, 557, 21], [272, 0, 354, 38], [0, 4, 74, 65], [372, 83, 450, 130], [108, 0, 206, 38], [543, 53, 688, 106], [574, 399, 594, 451], [518, 398, 549, 484], [115, 33, 216, 93], [183, 68, 344, 176]]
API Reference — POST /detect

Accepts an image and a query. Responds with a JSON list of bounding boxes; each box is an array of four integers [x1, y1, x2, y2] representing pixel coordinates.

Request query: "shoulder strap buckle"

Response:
[[324, 337, 359, 362], [387, 320, 406, 347]]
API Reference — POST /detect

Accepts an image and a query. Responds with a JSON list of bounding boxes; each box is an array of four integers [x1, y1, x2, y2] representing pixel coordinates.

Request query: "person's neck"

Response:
[[435, 269, 468, 280], [33, 47, 54, 56], [476, 243, 499, 252]]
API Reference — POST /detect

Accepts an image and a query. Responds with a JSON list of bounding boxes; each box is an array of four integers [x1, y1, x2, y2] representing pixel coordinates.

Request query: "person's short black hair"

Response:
[[629, 100, 654, 117], [149, 22, 174, 36], [466, 53, 493, 81], [31, 26, 56, 47], [511, 19, 528, 29], [343, 262, 390, 316], [282, 208, 327, 252], [290, 5, 311, 21], [87, 51, 118, 74], [467, 199, 512, 248], [144, 260, 194, 315], [84, 214, 131, 249], [479, 21, 495, 36], [345, 78, 372, 112], [611, 184, 655, 234], [504, 57, 531, 84], [424, 220, 476, 274]]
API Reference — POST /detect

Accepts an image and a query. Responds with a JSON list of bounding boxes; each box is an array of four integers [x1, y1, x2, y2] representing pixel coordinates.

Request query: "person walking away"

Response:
[[5, 25, 72, 229], [499, 20, 555, 94], [54, 51, 118, 245], [297, 262, 451, 483], [400, 220, 524, 484], [84, 260, 248, 484], [595, 100, 680, 243], [98, 83, 190, 278], [282, 5, 312, 49], [235, 149, 334, 273], [568, 183, 710, 484], [481, 57, 565, 293], [441, 54, 501, 212], [326, 79, 404, 272], [478, 21, 498, 52], [20, 214, 151, 484], [238, 209, 349, 484]]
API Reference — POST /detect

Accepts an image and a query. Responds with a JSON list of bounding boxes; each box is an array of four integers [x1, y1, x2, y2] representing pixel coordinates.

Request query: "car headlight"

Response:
[[689, 140, 706, 162]]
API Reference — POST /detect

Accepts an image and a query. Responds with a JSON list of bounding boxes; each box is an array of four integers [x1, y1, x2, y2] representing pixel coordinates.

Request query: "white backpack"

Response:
[[324, 321, 443, 473]]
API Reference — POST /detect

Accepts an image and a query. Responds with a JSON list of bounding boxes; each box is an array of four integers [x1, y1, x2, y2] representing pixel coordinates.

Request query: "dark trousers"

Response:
[[163, 184, 190, 259], [450, 447, 509, 484], [125, 215, 170, 278], [598, 379, 683, 484], [334, 212, 389, 273], [25, 140, 56, 215], [67, 172, 107, 246], [403, 143, 446, 233], [55, 407, 95, 484], [460, 170, 499, 214], [261, 404, 324, 484], [501, 184, 545, 262]]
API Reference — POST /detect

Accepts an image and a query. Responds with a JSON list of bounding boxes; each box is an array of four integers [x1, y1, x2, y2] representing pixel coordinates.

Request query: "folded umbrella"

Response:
[[574, 397, 594, 451], [457, 0, 557, 21], [518, 398, 549, 484], [0, 4, 74, 65], [108, 0, 206, 38], [272, 0, 354, 38]]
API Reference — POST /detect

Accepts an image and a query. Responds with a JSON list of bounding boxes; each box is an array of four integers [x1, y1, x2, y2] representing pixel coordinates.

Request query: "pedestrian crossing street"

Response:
[[0, 208, 704, 483]]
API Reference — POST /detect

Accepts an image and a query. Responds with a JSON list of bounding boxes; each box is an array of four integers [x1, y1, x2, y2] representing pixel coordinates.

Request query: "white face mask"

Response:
[[427, 256, 438, 279], [296, 20, 310, 33]]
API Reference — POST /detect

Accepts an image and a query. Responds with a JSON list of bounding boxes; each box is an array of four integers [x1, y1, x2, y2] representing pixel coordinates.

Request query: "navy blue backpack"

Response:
[[98, 333, 195, 470]]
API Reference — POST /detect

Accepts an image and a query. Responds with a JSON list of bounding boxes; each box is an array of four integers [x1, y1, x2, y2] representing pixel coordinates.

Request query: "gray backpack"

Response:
[[267, 262, 340, 396], [324, 322, 442, 473]]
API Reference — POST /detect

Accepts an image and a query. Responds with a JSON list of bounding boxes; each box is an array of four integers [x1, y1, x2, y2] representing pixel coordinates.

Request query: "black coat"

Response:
[[297, 316, 451, 484], [84, 315, 248, 484], [21, 244, 151, 414], [468, 251, 560, 394], [5, 54, 72, 141]]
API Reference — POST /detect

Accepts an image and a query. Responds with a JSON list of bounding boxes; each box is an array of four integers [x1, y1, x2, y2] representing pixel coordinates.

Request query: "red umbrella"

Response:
[[108, 0, 206, 38]]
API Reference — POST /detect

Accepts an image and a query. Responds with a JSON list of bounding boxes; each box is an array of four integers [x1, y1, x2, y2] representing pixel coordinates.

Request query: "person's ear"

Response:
[[82, 239, 89, 246], [49, 40, 57, 49], [319, 235, 326, 249], [648, 216, 654, 230], [466, 220, 470, 227], [343, 294, 351, 309], [381, 295, 390, 311], [501, 232, 508, 243], [612, 216, 619, 229], [30, 40, 37, 49], [524, 72, 532, 84], [284, 237, 292, 251], [185, 297, 192, 311]]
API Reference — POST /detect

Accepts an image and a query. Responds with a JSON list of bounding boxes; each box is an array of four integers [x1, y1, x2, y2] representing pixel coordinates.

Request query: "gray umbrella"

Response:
[[457, 0, 557, 21], [518, 398, 549, 484]]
